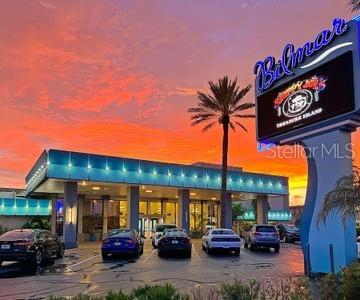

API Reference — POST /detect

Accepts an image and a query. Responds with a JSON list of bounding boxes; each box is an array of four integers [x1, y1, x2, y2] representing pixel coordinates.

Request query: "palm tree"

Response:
[[188, 76, 254, 228], [317, 167, 360, 226], [349, 0, 360, 12]]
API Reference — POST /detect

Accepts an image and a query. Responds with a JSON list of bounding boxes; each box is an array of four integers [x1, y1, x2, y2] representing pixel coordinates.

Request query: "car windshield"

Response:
[[212, 230, 235, 235], [0, 230, 34, 240], [108, 229, 133, 238], [285, 225, 299, 232], [164, 230, 186, 237], [256, 226, 277, 232], [156, 225, 176, 232]]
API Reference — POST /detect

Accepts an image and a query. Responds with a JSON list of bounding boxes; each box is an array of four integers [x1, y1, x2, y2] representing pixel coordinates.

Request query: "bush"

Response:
[[343, 263, 360, 300], [130, 283, 189, 300], [221, 279, 260, 300], [314, 273, 343, 300]]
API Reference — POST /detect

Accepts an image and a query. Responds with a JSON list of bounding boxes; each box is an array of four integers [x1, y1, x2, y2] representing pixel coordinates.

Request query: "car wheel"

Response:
[[202, 243, 206, 251], [206, 245, 212, 255], [57, 244, 65, 258], [249, 241, 255, 251], [34, 249, 43, 266], [274, 246, 280, 253], [158, 250, 163, 258], [234, 249, 240, 256], [244, 241, 248, 248], [185, 251, 191, 259], [102, 252, 109, 260], [0, 260, 2, 266], [139, 245, 144, 255]]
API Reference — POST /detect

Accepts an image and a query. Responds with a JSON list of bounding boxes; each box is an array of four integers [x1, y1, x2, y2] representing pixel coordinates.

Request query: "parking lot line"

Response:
[[192, 244, 201, 260], [142, 249, 156, 263], [69, 254, 101, 268], [241, 250, 250, 256]]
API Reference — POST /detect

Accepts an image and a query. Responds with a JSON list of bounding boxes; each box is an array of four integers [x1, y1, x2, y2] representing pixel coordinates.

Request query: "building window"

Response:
[[82, 199, 103, 234]]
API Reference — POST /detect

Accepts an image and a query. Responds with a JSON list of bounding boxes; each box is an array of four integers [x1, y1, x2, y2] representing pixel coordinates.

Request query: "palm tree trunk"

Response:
[[220, 121, 229, 228]]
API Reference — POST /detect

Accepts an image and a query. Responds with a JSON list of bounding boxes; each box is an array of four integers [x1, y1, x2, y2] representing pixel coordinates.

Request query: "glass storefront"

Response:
[[81, 197, 216, 237]]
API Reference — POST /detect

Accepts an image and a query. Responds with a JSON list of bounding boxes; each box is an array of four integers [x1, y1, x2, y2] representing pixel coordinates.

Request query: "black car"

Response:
[[101, 229, 144, 259], [0, 229, 65, 266], [158, 229, 191, 258], [277, 224, 300, 243]]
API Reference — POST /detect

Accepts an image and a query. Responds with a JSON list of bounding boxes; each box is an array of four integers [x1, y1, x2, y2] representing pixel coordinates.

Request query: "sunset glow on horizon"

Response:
[[1, 0, 359, 206]]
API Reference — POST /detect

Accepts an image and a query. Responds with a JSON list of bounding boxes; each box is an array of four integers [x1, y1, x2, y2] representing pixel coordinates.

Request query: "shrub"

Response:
[[221, 279, 261, 300], [190, 285, 222, 300], [343, 263, 360, 300], [130, 283, 189, 300], [314, 273, 343, 300]]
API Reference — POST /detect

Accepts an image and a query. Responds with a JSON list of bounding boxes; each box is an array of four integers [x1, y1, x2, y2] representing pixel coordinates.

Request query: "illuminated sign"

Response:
[[254, 18, 348, 93], [257, 51, 354, 141]]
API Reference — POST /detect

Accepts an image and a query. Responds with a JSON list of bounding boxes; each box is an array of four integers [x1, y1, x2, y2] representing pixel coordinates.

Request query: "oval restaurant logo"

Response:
[[274, 76, 327, 128]]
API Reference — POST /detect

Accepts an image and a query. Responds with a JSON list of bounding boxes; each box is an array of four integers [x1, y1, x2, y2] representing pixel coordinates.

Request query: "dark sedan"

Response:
[[158, 229, 191, 258], [277, 224, 300, 243], [101, 229, 144, 259], [0, 229, 65, 266]]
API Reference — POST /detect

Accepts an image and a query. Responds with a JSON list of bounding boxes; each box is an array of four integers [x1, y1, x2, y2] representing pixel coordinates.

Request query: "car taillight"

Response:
[[102, 239, 109, 245], [14, 242, 32, 250], [254, 232, 262, 236]]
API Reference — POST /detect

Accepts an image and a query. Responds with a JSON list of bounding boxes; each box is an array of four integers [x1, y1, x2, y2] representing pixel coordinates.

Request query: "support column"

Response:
[[102, 195, 109, 240], [256, 194, 269, 224], [127, 186, 139, 230], [77, 195, 84, 236], [301, 129, 357, 274], [51, 198, 57, 235], [64, 182, 78, 249], [177, 189, 190, 233]]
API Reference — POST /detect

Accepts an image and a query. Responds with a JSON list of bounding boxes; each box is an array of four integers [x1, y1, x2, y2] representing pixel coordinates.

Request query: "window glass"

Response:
[[212, 229, 235, 235], [83, 199, 103, 233], [109, 229, 132, 238], [256, 226, 277, 232], [0, 230, 34, 240], [149, 201, 161, 216]]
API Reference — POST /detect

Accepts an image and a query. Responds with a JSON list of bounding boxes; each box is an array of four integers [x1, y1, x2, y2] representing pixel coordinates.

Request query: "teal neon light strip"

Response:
[[26, 149, 289, 195], [0, 197, 51, 216], [236, 210, 292, 221]]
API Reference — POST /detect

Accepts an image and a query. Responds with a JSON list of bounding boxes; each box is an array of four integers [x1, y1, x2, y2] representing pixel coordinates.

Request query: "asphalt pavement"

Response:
[[0, 239, 304, 299]]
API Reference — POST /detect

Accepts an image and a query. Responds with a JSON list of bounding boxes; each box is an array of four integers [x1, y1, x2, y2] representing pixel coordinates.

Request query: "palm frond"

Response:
[[235, 121, 248, 132], [202, 121, 216, 132], [348, 0, 360, 12], [188, 76, 254, 134], [231, 102, 255, 114], [317, 166, 360, 226], [231, 84, 252, 107], [234, 114, 256, 119]]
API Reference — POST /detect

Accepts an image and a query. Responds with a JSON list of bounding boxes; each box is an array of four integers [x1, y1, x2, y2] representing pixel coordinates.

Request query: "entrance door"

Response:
[[138, 217, 164, 238]]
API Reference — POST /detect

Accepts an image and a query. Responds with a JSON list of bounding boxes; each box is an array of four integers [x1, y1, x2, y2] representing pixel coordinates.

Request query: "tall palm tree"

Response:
[[188, 76, 254, 228], [317, 167, 360, 226], [349, 0, 360, 12]]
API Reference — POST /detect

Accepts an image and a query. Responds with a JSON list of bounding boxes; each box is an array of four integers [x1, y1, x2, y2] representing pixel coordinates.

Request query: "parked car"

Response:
[[152, 224, 177, 248], [202, 228, 241, 256], [244, 224, 280, 252], [277, 224, 300, 243], [0, 229, 65, 266], [158, 229, 191, 258], [101, 229, 144, 259], [357, 236, 360, 259]]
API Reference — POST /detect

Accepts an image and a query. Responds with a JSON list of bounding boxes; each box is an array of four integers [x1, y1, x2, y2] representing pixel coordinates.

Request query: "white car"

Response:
[[152, 224, 177, 248], [202, 228, 241, 255]]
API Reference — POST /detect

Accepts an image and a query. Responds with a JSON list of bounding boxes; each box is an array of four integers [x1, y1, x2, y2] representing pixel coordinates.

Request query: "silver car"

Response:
[[244, 224, 280, 252]]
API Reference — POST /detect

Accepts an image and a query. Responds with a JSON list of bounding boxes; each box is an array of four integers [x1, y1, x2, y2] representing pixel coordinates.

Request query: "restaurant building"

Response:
[[1, 149, 290, 248]]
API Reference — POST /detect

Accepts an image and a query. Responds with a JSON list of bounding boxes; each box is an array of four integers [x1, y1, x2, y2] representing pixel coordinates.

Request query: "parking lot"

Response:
[[0, 239, 304, 299]]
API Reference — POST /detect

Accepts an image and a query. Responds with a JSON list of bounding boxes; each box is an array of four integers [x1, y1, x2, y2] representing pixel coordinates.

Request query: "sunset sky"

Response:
[[0, 0, 359, 206]]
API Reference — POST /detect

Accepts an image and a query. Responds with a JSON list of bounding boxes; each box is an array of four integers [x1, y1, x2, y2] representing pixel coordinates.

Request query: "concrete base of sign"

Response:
[[301, 129, 357, 274]]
